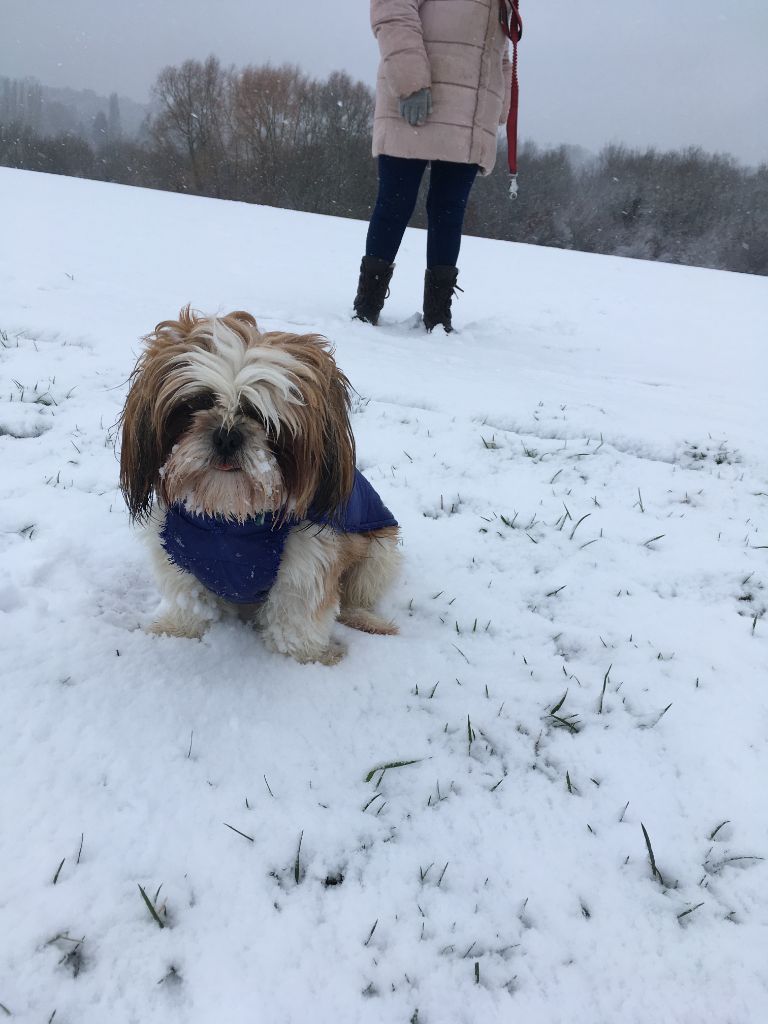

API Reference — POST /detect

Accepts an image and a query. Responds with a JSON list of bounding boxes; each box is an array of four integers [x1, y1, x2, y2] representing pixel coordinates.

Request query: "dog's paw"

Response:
[[338, 608, 399, 636], [312, 640, 347, 666], [291, 643, 346, 666], [148, 614, 206, 640], [263, 630, 346, 666]]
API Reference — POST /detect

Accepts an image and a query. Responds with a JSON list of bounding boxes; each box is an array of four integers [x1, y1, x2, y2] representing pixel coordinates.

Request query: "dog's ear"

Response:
[[119, 353, 164, 522], [119, 310, 207, 520], [263, 332, 355, 520], [312, 362, 356, 519]]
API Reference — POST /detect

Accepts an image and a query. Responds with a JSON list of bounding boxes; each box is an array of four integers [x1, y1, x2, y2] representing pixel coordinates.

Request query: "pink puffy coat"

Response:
[[371, 0, 512, 175]]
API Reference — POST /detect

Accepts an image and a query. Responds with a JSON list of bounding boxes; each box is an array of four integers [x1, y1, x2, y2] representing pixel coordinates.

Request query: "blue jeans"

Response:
[[366, 155, 479, 268]]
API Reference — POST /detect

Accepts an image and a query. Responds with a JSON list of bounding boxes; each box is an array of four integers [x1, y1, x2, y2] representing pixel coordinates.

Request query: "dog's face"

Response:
[[119, 308, 355, 522]]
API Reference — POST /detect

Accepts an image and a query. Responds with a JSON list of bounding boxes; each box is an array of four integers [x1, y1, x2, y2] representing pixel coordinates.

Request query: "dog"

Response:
[[119, 307, 400, 665]]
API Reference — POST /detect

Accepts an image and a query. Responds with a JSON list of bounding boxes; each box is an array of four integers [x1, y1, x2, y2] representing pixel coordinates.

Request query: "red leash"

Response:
[[500, 0, 523, 198]]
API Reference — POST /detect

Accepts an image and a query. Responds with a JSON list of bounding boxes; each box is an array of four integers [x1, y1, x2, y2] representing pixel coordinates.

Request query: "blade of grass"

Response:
[[598, 664, 612, 714], [223, 822, 254, 843], [138, 884, 165, 929], [642, 534, 665, 547], [549, 690, 568, 715], [641, 823, 665, 886], [709, 820, 730, 841], [569, 513, 591, 541], [364, 919, 378, 946], [677, 902, 704, 921], [364, 758, 425, 783], [294, 830, 304, 885]]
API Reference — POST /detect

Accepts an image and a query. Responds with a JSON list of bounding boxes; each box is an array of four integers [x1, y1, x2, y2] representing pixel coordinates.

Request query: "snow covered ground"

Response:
[[1, 166, 767, 1024]]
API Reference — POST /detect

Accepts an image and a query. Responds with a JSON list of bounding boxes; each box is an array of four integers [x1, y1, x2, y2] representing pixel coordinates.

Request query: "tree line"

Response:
[[1, 58, 766, 276]]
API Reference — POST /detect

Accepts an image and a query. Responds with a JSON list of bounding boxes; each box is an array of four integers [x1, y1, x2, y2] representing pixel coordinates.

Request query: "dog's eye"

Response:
[[240, 399, 266, 426], [163, 392, 216, 448], [184, 392, 215, 414]]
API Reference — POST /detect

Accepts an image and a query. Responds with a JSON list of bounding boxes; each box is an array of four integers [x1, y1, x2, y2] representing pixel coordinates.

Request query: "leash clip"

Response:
[[508, 173, 519, 200]]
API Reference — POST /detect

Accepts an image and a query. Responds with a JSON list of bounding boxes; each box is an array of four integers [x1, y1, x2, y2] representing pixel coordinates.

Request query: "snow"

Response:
[[1, 166, 767, 1024]]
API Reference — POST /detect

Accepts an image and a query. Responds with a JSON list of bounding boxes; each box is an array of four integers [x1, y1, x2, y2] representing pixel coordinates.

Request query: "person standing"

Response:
[[353, 0, 513, 333]]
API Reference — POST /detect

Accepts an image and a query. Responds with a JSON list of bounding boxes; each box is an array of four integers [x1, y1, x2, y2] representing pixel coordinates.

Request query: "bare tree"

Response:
[[152, 56, 229, 194], [231, 64, 311, 204]]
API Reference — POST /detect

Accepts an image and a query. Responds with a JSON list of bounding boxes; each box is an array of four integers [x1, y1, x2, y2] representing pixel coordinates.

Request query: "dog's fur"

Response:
[[119, 308, 400, 664]]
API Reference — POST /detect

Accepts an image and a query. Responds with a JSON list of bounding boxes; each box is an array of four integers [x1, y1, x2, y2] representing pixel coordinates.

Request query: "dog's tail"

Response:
[[338, 608, 399, 636]]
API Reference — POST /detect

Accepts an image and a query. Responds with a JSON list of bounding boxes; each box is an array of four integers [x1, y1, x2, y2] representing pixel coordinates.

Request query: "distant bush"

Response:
[[1, 61, 765, 276]]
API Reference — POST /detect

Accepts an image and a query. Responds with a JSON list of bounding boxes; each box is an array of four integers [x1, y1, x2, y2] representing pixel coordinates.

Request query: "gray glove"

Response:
[[399, 88, 432, 127]]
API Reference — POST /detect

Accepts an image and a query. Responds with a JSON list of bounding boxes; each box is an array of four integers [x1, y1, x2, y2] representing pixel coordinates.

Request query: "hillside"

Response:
[[1, 167, 767, 1024]]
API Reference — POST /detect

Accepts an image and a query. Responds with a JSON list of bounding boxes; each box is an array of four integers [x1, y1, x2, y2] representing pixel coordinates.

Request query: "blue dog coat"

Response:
[[161, 469, 397, 604]]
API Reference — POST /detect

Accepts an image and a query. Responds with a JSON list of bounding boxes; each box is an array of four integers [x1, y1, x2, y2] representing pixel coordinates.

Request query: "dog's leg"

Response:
[[145, 517, 220, 639], [339, 526, 401, 635], [256, 525, 346, 665]]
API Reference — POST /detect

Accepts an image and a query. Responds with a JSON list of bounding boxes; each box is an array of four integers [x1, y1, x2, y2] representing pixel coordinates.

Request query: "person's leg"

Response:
[[422, 161, 479, 333], [366, 155, 428, 263], [354, 156, 428, 324], [425, 160, 479, 269]]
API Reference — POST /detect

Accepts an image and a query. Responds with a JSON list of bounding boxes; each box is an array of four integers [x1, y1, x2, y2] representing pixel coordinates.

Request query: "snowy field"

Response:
[[1, 166, 767, 1024]]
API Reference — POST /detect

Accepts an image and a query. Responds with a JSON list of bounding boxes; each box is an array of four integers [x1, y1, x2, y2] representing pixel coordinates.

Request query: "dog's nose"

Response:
[[212, 425, 244, 457]]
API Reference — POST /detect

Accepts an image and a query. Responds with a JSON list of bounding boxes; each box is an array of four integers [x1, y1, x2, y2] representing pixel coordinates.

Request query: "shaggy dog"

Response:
[[119, 308, 400, 664]]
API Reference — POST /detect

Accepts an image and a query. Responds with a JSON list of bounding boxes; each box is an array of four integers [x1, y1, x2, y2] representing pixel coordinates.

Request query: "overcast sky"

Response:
[[2, 0, 767, 165]]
